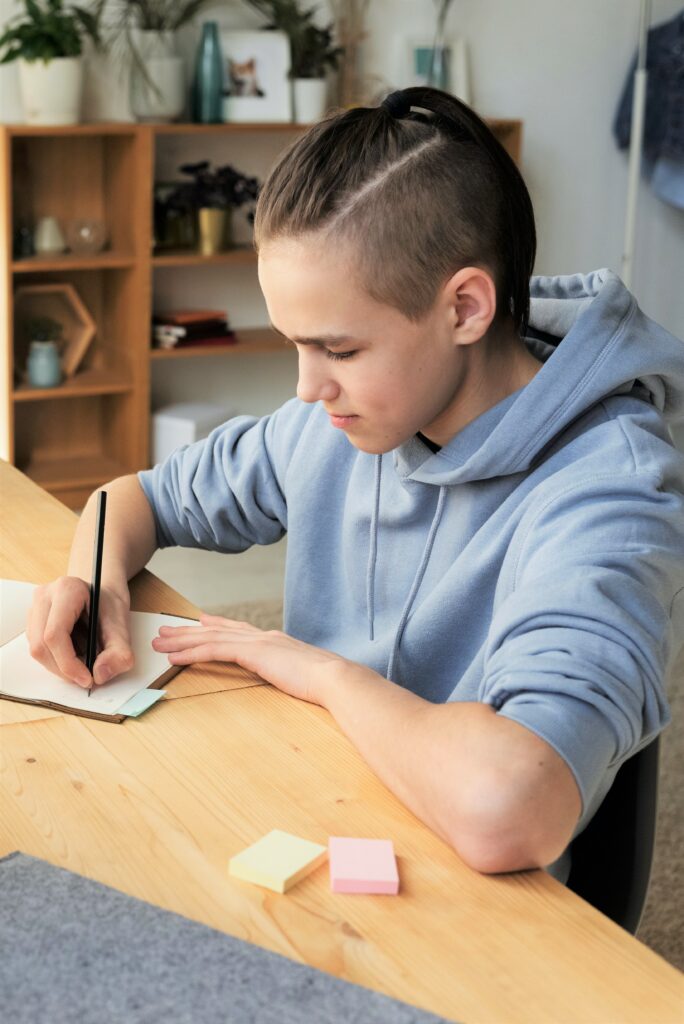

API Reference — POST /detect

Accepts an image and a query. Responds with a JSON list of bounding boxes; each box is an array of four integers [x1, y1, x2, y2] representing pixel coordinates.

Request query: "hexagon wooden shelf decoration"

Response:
[[14, 283, 96, 379]]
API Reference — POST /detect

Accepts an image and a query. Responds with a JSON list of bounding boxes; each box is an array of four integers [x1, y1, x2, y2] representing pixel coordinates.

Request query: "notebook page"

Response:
[[0, 611, 193, 715], [0, 579, 37, 646]]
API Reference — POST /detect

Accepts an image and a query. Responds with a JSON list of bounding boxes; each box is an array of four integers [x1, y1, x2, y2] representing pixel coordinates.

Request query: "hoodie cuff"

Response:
[[490, 693, 617, 819]]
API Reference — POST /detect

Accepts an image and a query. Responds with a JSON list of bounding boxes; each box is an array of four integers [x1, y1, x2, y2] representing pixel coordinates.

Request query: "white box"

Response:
[[151, 402, 233, 465]]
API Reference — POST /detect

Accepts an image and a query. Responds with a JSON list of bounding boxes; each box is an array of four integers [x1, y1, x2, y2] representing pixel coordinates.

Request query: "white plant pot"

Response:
[[18, 56, 83, 125], [292, 78, 328, 124], [130, 30, 185, 123]]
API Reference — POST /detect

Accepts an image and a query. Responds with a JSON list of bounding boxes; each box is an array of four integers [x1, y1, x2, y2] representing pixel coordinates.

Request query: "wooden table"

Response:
[[1, 460, 682, 1023]]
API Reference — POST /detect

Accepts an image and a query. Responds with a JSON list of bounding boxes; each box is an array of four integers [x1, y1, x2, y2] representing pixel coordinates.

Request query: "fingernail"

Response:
[[96, 667, 111, 685]]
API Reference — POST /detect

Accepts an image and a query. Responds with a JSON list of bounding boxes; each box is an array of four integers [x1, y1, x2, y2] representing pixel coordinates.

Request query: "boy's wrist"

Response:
[[102, 578, 131, 608], [318, 657, 386, 713], [67, 563, 130, 606]]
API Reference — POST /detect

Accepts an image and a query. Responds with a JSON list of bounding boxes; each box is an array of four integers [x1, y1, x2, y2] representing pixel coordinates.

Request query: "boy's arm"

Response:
[[68, 475, 158, 595], [320, 662, 581, 874], [153, 617, 581, 874]]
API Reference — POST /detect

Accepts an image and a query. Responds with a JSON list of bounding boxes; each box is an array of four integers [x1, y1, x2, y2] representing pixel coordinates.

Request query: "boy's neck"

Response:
[[421, 329, 544, 448]]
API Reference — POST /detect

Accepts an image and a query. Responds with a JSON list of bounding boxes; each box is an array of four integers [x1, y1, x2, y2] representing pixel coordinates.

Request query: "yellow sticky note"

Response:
[[229, 830, 327, 893]]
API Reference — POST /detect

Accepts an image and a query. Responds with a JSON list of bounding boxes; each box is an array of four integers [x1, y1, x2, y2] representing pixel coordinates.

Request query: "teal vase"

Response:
[[27, 341, 62, 388], [192, 22, 223, 124]]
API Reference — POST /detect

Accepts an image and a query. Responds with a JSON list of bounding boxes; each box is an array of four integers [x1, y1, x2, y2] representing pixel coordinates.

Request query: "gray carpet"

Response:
[[208, 599, 683, 971]]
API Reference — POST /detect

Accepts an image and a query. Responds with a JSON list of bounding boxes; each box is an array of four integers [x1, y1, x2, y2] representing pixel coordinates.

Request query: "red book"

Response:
[[155, 309, 227, 326]]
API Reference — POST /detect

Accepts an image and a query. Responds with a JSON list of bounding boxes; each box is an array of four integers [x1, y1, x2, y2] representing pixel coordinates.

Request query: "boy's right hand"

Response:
[[26, 576, 134, 689]]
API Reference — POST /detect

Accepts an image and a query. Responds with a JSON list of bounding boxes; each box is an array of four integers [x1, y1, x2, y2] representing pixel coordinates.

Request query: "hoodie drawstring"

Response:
[[366, 454, 382, 641], [386, 485, 447, 683]]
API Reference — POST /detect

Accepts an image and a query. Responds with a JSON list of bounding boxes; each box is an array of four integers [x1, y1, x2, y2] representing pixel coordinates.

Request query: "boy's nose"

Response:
[[296, 353, 339, 404]]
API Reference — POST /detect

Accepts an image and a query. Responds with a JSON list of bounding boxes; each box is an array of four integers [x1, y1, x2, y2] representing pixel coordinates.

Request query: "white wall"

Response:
[[2, 0, 683, 427]]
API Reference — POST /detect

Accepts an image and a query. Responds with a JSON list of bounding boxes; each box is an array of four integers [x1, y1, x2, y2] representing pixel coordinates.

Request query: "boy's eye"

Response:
[[326, 349, 356, 361]]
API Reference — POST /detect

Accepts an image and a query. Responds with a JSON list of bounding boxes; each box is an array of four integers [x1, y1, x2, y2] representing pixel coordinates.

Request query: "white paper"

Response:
[[0, 579, 38, 645], [0, 608, 194, 715]]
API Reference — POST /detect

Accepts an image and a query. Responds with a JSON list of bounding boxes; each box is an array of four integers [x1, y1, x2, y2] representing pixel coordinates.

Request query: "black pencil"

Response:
[[86, 490, 107, 697]]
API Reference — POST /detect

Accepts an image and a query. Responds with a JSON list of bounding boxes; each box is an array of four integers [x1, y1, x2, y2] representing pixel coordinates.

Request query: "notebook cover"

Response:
[[0, 663, 182, 723]]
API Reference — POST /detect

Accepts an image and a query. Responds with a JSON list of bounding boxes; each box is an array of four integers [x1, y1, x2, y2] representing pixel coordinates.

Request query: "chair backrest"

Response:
[[566, 737, 660, 935]]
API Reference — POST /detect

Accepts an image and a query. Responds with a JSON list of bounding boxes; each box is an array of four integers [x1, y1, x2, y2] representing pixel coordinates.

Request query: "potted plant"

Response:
[[0, 0, 104, 125], [104, 0, 218, 122], [160, 161, 261, 255], [242, 0, 344, 123]]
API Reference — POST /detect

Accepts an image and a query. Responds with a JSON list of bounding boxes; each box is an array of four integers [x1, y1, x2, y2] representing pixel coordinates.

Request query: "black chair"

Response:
[[566, 737, 660, 935]]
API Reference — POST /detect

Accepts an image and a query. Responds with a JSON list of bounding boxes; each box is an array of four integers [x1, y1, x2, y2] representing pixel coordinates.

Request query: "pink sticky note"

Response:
[[329, 837, 399, 894]]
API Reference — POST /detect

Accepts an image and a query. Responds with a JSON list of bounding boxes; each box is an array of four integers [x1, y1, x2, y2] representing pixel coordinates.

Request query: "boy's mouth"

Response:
[[328, 413, 358, 428]]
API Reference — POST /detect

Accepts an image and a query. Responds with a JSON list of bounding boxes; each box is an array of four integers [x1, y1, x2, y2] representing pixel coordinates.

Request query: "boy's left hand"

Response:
[[151, 613, 346, 706]]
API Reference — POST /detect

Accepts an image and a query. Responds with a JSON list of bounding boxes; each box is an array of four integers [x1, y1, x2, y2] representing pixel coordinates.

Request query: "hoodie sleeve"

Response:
[[138, 398, 310, 552], [479, 470, 684, 817]]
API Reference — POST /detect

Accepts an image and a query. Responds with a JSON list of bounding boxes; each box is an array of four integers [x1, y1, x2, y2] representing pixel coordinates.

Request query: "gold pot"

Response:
[[197, 207, 231, 255]]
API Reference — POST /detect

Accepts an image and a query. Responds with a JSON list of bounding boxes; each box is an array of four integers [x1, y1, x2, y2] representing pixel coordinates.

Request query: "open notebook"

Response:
[[0, 579, 194, 722]]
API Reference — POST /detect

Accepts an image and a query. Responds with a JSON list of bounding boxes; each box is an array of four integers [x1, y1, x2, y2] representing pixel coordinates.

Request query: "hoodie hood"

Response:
[[372, 269, 684, 686], [400, 268, 684, 486]]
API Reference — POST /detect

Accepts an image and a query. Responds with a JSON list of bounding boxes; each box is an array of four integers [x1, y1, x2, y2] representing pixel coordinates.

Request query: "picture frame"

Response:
[[400, 35, 470, 105], [220, 30, 292, 123]]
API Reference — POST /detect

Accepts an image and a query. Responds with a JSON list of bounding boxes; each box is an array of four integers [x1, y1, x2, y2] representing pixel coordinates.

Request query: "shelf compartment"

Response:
[[11, 270, 144, 417], [14, 393, 144, 508], [11, 132, 142, 259], [149, 328, 286, 359], [13, 364, 133, 402]]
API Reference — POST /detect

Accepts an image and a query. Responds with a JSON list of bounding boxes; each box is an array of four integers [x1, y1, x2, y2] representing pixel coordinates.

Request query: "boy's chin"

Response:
[[346, 435, 402, 456]]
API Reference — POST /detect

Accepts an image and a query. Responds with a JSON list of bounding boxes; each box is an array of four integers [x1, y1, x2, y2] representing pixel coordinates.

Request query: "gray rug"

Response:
[[208, 600, 683, 971], [0, 852, 452, 1024]]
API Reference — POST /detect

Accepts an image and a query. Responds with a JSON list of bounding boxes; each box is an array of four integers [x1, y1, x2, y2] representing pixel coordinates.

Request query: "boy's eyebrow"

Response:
[[268, 321, 357, 347]]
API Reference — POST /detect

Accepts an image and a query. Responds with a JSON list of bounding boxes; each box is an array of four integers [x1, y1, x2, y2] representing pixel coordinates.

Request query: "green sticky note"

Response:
[[119, 689, 166, 717]]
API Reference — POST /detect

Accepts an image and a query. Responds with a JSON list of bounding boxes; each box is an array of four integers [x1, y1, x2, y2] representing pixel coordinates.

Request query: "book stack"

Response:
[[152, 309, 237, 350]]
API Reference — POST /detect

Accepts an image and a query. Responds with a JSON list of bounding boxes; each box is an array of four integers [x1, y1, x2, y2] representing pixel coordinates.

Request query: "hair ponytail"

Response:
[[254, 87, 536, 337], [399, 87, 536, 335]]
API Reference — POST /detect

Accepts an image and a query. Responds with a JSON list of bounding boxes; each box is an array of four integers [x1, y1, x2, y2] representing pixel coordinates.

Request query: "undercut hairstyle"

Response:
[[253, 87, 537, 337]]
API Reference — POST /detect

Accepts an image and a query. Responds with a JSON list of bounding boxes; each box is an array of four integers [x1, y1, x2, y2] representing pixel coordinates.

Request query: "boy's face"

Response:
[[258, 236, 479, 454]]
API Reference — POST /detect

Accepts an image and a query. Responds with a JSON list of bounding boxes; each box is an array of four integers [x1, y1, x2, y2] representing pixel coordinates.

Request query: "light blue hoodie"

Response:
[[139, 269, 684, 882]]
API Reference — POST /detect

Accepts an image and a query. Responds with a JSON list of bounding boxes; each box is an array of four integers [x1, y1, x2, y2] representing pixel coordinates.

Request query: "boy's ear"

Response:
[[444, 267, 498, 346]]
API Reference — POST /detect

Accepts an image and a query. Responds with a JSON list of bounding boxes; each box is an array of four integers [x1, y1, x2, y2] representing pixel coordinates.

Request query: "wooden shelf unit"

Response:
[[1, 118, 522, 508]]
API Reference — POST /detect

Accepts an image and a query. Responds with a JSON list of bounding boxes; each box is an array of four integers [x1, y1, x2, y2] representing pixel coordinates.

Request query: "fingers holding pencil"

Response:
[[26, 576, 92, 687], [25, 577, 135, 689]]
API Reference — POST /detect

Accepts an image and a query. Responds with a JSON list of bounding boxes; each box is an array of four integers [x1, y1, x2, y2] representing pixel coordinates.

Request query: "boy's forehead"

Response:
[[258, 238, 355, 290], [258, 243, 379, 338]]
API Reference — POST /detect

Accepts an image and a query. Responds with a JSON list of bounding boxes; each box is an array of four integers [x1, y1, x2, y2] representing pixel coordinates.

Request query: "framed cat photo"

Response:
[[220, 30, 292, 123]]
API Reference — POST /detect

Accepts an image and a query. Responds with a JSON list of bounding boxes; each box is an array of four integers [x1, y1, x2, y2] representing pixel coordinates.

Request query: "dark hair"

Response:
[[253, 87, 536, 337]]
